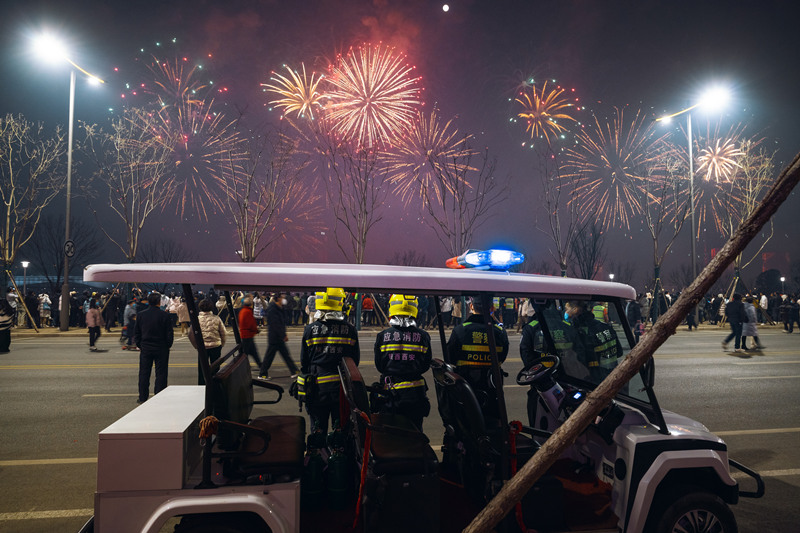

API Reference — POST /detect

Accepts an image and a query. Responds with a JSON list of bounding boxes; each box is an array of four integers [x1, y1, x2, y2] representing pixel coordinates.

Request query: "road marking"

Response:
[[81, 394, 139, 398], [713, 427, 800, 436], [0, 509, 93, 521], [733, 360, 800, 365], [0, 457, 97, 466], [732, 468, 800, 479], [731, 375, 800, 380], [0, 363, 196, 370]]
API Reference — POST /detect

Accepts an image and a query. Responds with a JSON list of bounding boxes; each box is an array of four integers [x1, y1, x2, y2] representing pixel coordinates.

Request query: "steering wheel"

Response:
[[516, 355, 561, 386]]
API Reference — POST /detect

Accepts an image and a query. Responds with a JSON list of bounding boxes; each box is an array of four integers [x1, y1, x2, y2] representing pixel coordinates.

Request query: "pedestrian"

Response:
[[25, 290, 40, 329], [440, 296, 453, 328], [134, 292, 175, 404], [216, 294, 229, 326], [176, 298, 190, 337], [189, 298, 226, 385], [519, 300, 545, 367], [566, 300, 622, 382], [0, 299, 13, 352], [445, 296, 509, 419], [259, 293, 299, 379], [722, 293, 747, 353], [39, 293, 52, 327], [741, 297, 763, 351], [6, 288, 18, 326], [300, 288, 360, 434], [122, 299, 138, 350], [238, 294, 263, 368], [373, 295, 432, 431], [86, 299, 103, 351], [362, 294, 374, 326], [451, 297, 462, 327], [305, 292, 317, 324]]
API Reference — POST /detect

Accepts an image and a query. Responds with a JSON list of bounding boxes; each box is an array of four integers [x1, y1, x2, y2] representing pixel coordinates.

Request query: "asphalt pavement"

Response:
[[0, 322, 797, 532]]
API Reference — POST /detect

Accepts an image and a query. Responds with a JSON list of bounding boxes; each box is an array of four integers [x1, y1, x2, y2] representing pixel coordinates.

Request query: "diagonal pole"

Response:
[[464, 150, 800, 533]]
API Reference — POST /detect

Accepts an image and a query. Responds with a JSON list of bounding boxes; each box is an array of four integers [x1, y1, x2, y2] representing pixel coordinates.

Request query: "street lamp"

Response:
[[609, 273, 615, 282], [657, 85, 731, 324], [21, 261, 29, 297], [781, 276, 785, 293], [33, 32, 105, 331]]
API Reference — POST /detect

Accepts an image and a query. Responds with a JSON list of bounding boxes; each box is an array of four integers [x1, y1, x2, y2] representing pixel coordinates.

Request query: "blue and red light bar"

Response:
[[445, 249, 525, 271]]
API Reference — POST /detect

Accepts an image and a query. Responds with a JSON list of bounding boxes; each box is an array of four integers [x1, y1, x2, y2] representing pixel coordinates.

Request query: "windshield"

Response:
[[531, 298, 650, 405]]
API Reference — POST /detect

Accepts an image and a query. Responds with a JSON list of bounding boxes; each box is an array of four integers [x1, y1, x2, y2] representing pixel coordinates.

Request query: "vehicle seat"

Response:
[[211, 353, 305, 479]]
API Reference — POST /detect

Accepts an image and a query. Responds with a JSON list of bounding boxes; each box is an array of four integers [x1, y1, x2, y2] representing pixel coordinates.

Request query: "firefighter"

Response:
[[300, 288, 360, 434], [374, 295, 432, 430], [445, 296, 509, 420], [565, 300, 621, 382]]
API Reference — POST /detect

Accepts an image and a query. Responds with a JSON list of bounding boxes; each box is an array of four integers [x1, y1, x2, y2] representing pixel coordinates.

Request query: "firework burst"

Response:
[[515, 80, 577, 146], [696, 137, 743, 183], [324, 44, 422, 147], [142, 56, 245, 220], [383, 108, 473, 205], [561, 107, 666, 230], [263, 63, 324, 119]]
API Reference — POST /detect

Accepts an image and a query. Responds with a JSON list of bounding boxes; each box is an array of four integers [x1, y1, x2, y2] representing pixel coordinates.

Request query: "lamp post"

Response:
[[609, 273, 615, 281], [33, 33, 105, 331], [21, 261, 29, 297], [781, 276, 785, 293], [657, 86, 731, 325]]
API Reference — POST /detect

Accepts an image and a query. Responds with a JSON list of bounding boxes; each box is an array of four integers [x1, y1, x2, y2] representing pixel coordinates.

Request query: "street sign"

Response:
[[64, 240, 75, 258]]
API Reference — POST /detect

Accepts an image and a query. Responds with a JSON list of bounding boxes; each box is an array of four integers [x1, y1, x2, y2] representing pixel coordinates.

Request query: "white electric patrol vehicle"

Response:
[[79, 258, 763, 533]]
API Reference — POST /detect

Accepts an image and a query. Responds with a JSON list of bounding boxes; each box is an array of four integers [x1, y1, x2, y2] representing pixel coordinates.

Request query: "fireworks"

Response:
[[383, 108, 472, 205], [561, 107, 665, 230], [696, 137, 743, 183], [324, 44, 422, 147], [141, 56, 245, 220], [263, 63, 324, 120], [515, 80, 577, 146]]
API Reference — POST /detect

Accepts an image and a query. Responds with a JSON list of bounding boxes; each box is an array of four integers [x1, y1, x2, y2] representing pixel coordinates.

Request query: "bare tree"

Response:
[[387, 249, 433, 267], [139, 238, 199, 263], [22, 214, 104, 295], [0, 114, 65, 288], [569, 220, 606, 280], [605, 259, 638, 287], [80, 108, 174, 262], [421, 141, 508, 257], [222, 125, 319, 262]]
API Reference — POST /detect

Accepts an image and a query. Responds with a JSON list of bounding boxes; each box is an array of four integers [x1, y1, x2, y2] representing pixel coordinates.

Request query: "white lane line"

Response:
[[0, 509, 93, 520], [732, 468, 800, 479], [0, 458, 96, 466], [733, 360, 800, 365], [713, 427, 800, 436], [731, 375, 800, 380], [82, 393, 138, 397]]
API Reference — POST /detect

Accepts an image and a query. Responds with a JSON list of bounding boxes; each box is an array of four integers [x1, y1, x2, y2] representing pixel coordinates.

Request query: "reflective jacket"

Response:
[[374, 325, 432, 382], [445, 314, 508, 392], [572, 310, 622, 371], [300, 317, 360, 391]]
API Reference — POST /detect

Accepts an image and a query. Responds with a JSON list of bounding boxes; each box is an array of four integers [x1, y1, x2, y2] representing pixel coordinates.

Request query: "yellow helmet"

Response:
[[389, 294, 418, 318], [315, 288, 346, 311]]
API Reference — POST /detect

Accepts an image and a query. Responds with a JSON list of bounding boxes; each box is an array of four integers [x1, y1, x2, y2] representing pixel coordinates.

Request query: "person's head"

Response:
[[733, 293, 743, 301], [274, 293, 288, 307], [745, 296, 754, 304], [564, 300, 589, 319], [241, 294, 253, 307], [199, 298, 214, 312], [147, 292, 161, 306], [316, 288, 346, 312], [89, 299, 98, 309], [389, 294, 418, 318]]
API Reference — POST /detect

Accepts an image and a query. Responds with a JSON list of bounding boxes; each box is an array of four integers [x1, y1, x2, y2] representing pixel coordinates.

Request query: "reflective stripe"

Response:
[[462, 344, 490, 352], [317, 374, 339, 384], [379, 343, 428, 353], [386, 379, 425, 390], [455, 361, 491, 367], [305, 336, 356, 347]]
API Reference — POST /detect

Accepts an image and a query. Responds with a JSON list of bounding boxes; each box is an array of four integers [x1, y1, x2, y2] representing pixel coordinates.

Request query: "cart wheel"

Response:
[[654, 491, 737, 533]]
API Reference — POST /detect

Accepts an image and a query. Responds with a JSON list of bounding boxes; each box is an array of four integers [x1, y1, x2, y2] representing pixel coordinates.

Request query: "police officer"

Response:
[[374, 295, 432, 430], [565, 300, 621, 381], [445, 296, 509, 419], [300, 288, 360, 434], [519, 299, 545, 368]]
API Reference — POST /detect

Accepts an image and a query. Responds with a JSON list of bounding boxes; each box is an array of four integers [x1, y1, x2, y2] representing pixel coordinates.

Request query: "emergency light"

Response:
[[445, 249, 525, 271]]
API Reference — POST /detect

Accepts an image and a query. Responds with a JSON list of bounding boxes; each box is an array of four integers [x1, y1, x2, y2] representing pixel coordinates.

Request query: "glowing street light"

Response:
[[781, 276, 786, 293], [657, 85, 732, 324], [21, 261, 30, 297], [609, 273, 615, 281], [32, 32, 105, 331]]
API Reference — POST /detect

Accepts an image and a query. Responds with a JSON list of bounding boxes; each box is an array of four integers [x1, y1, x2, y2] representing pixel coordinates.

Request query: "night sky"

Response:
[[1, 0, 799, 290]]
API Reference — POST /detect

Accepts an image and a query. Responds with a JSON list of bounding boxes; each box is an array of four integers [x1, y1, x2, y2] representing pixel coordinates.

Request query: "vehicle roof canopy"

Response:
[[84, 262, 636, 300]]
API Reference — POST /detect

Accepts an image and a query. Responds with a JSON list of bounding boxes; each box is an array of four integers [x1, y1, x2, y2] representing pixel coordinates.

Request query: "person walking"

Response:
[[300, 288, 360, 434], [722, 293, 747, 353], [0, 299, 14, 352], [86, 299, 103, 351], [259, 293, 299, 379], [741, 297, 763, 351], [373, 295, 432, 431], [122, 298, 138, 350], [134, 292, 175, 404], [238, 295, 263, 368], [189, 298, 226, 385], [176, 298, 190, 337]]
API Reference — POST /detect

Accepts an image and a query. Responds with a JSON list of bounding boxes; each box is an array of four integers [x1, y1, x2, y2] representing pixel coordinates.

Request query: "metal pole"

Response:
[[688, 113, 699, 325], [23, 266, 27, 297], [60, 70, 75, 331]]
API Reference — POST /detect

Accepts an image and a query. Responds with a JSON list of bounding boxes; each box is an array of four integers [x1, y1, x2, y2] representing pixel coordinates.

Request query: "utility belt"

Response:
[[290, 372, 339, 409], [381, 375, 426, 390]]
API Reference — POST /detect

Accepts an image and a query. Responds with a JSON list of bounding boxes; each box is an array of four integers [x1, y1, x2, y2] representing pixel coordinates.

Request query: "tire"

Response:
[[174, 512, 271, 533], [654, 492, 737, 533]]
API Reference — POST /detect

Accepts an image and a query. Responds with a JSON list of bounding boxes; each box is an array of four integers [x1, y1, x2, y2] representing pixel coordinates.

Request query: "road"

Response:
[[0, 325, 797, 532]]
